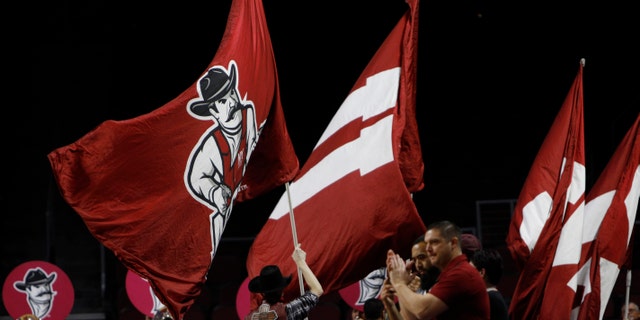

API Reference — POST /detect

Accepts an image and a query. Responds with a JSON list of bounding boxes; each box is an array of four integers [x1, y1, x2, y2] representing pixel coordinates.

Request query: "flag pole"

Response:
[[625, 269, 631, 320], [285, 182, 305, 295]]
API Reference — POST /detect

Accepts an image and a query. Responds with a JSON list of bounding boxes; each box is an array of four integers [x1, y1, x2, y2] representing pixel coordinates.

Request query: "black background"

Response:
[[3, 0, 639, 316]]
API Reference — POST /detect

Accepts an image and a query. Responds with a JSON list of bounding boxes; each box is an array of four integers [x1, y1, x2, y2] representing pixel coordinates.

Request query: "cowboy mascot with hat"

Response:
[[186, 61, 260, 255], [14, 268, 57, 319], [244, 245, 324, 320], [247, 265, 292, 319]]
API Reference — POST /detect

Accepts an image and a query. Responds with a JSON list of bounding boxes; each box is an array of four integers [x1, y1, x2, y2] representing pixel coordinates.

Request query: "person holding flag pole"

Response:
[[286, 182, 306, 297], [243, 182, 324, 320], [246, 0, 427, 308]]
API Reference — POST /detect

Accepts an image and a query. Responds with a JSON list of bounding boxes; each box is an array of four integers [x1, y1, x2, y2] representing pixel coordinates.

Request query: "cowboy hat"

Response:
[[248, 265, 292, 294], [189, 64, 237, 116], [14, 269, 55, 291]]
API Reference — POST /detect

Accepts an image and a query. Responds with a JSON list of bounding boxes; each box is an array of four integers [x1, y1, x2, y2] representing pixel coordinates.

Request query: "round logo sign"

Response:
[[2, 260, 74, 320], [235, 277, 252, 319], [125, 270, 166, 317], [339, 267, 387, 312]]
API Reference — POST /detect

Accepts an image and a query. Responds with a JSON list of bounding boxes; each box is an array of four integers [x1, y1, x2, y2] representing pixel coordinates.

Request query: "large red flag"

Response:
[[47, 0, 298, 318], [574, 113, 640, 319], [245, 0, 425, 309], [506, 60, 586, 319]]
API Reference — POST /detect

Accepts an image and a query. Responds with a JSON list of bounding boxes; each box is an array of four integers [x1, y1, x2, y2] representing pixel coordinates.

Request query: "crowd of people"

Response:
[[240, 220, 507, 320], [141, 219, 635, 320]]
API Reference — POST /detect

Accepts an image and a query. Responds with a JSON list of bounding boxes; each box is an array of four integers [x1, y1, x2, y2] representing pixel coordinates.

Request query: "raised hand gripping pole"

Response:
[[285, 182, 305, 295]]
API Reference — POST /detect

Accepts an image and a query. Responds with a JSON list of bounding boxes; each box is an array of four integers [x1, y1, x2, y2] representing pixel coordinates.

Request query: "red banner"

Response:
[[47, 0, 298, 317], [245, 0, 425, 311], [506, 61, 586, 319], [576, 114, 640, 319]]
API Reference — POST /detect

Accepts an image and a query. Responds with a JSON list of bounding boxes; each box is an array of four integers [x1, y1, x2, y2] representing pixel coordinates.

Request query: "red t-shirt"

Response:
[[428, 254, 490, 320]]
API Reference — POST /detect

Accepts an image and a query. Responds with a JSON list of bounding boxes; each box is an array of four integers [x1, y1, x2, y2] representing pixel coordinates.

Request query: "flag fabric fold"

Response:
[[574, 113, 640, 319], [47, 0, 298, 317], [506, 61, 586, 319], [245, 0, 425, 309]]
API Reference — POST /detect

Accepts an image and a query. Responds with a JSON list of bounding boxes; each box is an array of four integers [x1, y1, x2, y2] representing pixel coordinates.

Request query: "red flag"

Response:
[[245, 0, 425, 309], [506, 61, 586, 319], [47, 0, 298, 318], [574, 113, 640, 319]]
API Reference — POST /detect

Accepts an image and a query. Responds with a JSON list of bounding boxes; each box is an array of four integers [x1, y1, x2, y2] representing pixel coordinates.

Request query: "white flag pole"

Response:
[[285, 182, 305, 295], [624, 269, 631, 320]]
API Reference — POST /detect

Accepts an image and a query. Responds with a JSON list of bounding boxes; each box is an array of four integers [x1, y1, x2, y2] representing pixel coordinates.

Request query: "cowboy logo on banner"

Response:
[[339, 267, 387, 312], [186, 61, 261, 254], [46, 0, 299, 316], [2, 261, 74, 319]]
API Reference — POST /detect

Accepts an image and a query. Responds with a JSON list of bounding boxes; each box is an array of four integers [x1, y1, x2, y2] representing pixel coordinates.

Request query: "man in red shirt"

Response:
[[386, 220, 489, 320]]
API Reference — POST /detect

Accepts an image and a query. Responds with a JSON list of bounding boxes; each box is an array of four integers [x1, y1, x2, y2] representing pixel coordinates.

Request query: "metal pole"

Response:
[[624, 269, 631, 320]]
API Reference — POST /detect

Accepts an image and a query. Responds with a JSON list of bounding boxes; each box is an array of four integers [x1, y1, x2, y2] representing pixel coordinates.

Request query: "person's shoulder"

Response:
[[488, 289, 507, 300], [448, 255, 478, 274]]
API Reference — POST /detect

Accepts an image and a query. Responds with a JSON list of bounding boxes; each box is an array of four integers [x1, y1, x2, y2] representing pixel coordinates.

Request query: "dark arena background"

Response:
[[4, 0, 639, 319]]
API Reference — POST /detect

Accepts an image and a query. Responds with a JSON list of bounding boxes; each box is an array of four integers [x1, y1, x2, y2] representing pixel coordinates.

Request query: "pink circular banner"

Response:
[[2, 261, 74, 320], [125, 270, 166, 317], [236, 277, 251, 319]]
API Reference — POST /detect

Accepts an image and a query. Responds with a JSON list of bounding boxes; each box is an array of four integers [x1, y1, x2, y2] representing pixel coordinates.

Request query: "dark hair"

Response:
[[420, 267, 440, 291], [471, 248, 504, 285], [263, 290, 283, 304], [427, 220, 461, 242], [414, 234, 425, 244], [364, 298, 384, 319]]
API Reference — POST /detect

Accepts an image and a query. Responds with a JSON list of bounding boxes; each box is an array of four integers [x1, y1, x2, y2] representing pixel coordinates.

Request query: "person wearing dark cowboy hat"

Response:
[[186, 61, 260, 253], [14, 268, 57, 319], [244, 244, 324, 320]]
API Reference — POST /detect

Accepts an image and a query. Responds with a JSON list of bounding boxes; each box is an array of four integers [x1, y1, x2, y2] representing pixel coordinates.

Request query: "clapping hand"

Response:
[[386, 249, 411, 287]]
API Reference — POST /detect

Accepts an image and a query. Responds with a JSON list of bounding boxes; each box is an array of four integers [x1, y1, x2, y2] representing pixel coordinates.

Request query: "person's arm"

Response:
[[380, 278, 404, 320], [406, 275, 422, 293], [292, 244, 323, 296], [387, 250, 447, 319], [393, 282, 447, 320]]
